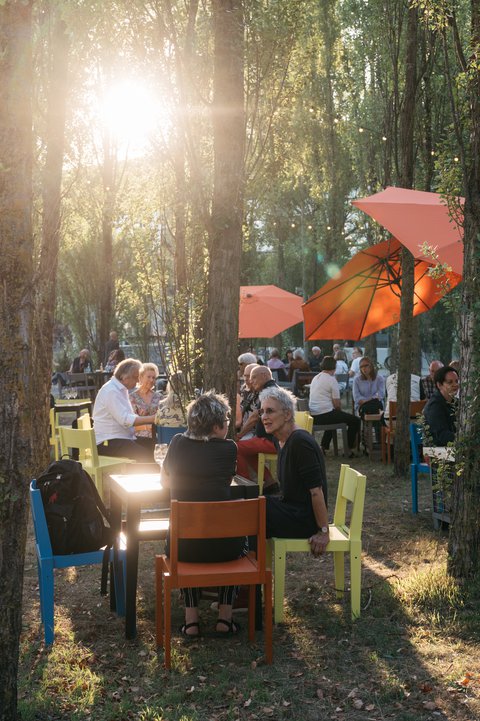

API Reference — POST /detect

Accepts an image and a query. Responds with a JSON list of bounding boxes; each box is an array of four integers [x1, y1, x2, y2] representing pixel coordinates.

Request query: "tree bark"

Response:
[[204, 0, 245, 407], [0, 3, 34, 719], [34, 10, 69, 462], [394, 3, 417, 476], [448, 0, 480, 579]]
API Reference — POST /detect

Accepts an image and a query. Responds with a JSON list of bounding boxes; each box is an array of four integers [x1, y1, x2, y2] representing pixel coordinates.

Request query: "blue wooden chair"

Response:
[[30, 479, 126, 645], [409, 422, 430, 514], [156, 426, 187, 444]]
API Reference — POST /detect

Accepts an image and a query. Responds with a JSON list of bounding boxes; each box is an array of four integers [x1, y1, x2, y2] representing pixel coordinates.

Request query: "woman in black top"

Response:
[[258, 386, 330, 557], [161, 391, 245, 637]]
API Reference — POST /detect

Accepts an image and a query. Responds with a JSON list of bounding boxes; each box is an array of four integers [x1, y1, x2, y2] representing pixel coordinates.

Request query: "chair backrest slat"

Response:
[[58, 426, 99, 464], [169, 497, 266, 572], [332, 464, 366, 542], [294, 411, 314, 434], [30, 480, 53, 556]]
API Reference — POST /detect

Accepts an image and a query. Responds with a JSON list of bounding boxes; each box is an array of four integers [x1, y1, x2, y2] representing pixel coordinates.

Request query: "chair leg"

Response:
[[333, 551, 345, 600], [341, 427, 349, 457], [264, 571, 273, 664], [273, 540, 287, 623], [39, 559, 55, 645], [257, 454, 265, 494], [332, 431, 339, 456], [381, 428, 386, 463], [349, 541, 362, 619], [248, 585, 255, 642], [164, 580, 172, 669], [155, 558, 164, 649], [411, 465, 418, 514]]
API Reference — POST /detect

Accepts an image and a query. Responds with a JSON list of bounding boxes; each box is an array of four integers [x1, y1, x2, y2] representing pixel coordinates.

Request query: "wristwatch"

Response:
[[320, 526, 329, 534]]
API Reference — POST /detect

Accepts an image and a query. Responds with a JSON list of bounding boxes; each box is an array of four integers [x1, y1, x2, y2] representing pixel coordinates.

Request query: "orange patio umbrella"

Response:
[[352, 186, 464, 275], [239, 285, 304, 338], [303, 238, 461, 341]]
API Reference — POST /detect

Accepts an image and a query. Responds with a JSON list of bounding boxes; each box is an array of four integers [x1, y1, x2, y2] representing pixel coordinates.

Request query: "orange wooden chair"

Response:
[[155, 497, 272, 669], [382, 400, 426, 463]]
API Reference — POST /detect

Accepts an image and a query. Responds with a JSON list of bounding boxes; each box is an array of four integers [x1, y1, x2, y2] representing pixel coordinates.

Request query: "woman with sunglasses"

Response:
[[259, 386, 330, 558], [352, 357, 385, 416]]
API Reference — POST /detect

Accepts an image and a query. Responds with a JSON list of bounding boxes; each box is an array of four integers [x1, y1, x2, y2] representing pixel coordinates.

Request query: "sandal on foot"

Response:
[[213, 619, 241, 637], [179, 622, 200, 639]]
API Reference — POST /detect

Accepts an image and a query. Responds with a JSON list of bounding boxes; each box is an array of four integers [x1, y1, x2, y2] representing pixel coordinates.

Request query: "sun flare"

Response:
[[100, 80, 171, 154]]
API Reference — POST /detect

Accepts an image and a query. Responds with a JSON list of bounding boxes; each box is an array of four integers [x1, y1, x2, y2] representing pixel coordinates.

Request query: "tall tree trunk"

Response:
[[0, 3, 34, 719], [448, 1, 480, 579], [204, 0, 245, 407], [99, 130, 116, 363], [394, 3, 417, 476], [34, 11, 69, 462]]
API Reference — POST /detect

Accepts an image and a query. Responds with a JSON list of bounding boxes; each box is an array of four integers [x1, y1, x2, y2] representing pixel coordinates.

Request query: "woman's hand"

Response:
[[308, 530, 329, 557]]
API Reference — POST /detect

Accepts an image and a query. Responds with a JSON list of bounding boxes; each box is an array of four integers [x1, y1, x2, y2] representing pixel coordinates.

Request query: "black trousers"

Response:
[[312, 409, 360, 450], [97, 438, 154, 462]]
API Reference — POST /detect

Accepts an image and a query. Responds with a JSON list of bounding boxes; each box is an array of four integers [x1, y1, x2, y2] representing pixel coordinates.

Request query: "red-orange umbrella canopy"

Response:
[[239, 285, 304, 338], [352, 186, 464, 275], [303, 239, 461, 341]]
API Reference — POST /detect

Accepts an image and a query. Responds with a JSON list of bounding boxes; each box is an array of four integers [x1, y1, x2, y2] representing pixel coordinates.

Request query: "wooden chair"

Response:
[[30, 479, 126, 645], [65, 372, 97, 400], [155, 497, 272, 669], [409, 422, 430, 514], [267, 464, 366, 623], [382, 400, 426, 463], [292, 370, 317, 397], [257, 411, 314, 492], [58, 426, 135, 500]]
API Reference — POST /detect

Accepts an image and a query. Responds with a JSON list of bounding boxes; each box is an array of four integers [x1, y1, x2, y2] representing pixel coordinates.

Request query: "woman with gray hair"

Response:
[[288, 347, 310, 381], [258, 385, 330, 557], [161, 391, 246, 637]]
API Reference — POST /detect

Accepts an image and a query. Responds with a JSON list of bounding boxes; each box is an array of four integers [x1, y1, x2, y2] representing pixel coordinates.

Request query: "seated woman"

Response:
[[104, 348, 125, 373], [129, 362, 163, 450], [155, 371, 188, 429], [352, 356, 385, 416], [309, 356, 360, 457], [258, 385, 330, 557], [423, 365, 458, 445], [161, 391, 246, 637]]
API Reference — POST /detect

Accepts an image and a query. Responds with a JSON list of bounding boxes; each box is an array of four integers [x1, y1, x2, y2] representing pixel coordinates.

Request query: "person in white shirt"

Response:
[[93, 358, 157, 461], [334, 350, 349, 394], [309, 356, 361, 457], [349, 347, 363, 377], [384, 372, 421, 419]]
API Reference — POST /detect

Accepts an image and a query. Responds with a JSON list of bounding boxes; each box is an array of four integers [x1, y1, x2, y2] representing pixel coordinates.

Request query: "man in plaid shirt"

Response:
[[420, 360, 443, 400]]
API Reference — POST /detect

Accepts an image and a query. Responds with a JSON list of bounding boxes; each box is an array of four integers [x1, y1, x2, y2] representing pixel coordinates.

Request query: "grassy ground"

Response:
[[19, 454, 480, 721]]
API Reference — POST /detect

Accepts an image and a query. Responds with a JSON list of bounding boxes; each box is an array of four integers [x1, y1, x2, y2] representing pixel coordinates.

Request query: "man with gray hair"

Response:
[[238, 352, 257, 381], [421, 360, 444, 400], [236, 365, 279, 491], [93, 358, 157, 461]]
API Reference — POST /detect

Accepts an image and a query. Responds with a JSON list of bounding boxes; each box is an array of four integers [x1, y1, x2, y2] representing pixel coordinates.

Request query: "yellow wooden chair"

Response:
[[257, 411, 314, 492], [49, 408, 60, 460], [58, 426, 135, 500], [267, 464, 366, 622]]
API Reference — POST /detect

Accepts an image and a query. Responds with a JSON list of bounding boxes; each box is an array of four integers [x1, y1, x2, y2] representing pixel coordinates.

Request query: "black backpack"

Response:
[[36, 459, 113, 556]]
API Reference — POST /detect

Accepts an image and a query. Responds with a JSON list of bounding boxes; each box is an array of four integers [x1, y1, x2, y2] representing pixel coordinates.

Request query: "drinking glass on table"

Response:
[[154, 443, 169, 470]]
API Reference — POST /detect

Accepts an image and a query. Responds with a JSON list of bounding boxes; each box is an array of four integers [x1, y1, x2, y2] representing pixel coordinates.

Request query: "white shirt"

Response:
[[384, 373, 421, 419], [309, 372, 340, 415], [93, 376, 137, 444], [350, 356, 363, 375]]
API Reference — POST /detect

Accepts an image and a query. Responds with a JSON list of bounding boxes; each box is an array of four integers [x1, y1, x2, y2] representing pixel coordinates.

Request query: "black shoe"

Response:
[[263, 481, 280, 495]]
